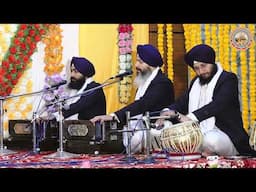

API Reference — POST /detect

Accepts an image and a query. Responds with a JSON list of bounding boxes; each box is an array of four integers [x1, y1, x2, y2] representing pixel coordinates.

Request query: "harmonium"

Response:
[[63, 120, 125, 154], [5, 119, 58, 151]]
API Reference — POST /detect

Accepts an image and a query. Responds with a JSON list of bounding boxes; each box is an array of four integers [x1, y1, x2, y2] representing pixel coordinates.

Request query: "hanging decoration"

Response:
[[0, 24, 50, 136], [211, 24, 218, 60], [0, 24, 49, 96], [223, 25, 230, 71], [238, 24, 249, 130], [248, 24, 256, 127], [183, 24, 201, 80], [230, 24, 238, 75], [117, 24, 133, 104], [41, 24, 66, 118], [157, 24, 165, 73], [166, 24, 173, 81]]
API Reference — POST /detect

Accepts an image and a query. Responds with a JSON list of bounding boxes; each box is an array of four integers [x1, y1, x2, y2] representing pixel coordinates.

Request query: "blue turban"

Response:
[[71, 57, 95, 77], [184, 44, 216, 68], [137, 44, 163, 67]]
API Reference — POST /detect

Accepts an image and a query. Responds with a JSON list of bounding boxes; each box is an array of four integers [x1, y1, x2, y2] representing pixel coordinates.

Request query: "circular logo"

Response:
[[230, 28, 253, 50]]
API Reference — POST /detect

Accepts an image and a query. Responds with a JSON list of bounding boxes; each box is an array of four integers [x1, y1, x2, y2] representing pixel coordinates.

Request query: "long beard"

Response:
[[134, 69, 152, 87], [68, 77, 86, 90], [199, 64, 218, 85]]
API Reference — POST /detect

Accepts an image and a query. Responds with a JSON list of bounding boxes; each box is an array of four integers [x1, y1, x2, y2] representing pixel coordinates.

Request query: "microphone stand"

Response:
[[31, 90, 46, 155], [44, 98, 80, 159], [121, 111, 138, 163], [45, 77, 126, 159], [115, 114, 173, 163], [0, 86, 63, 156], [139, 111, 155, 164]]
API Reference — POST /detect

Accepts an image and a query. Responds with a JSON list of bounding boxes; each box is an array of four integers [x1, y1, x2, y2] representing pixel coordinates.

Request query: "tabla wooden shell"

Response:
[[160, 121, 203, 153], [249, 122, 256, 151]]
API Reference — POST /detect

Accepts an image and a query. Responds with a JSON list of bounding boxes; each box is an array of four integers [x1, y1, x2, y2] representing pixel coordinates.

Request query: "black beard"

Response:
[[68, 77, 86, 90], [199, 64, 218, 85]]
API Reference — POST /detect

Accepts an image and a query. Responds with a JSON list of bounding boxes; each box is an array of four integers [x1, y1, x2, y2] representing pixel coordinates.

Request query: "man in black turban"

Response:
[[158, 44, 256, 157], [90, 44, 175, 153], [63, 56, 106, 121]]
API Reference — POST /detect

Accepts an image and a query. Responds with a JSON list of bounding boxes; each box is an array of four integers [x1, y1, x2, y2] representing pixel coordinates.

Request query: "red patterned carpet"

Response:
[[1, 150, 256, 168]]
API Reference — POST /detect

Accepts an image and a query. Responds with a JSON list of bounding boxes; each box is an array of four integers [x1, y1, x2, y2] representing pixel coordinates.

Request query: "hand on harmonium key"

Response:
[[90, 115, 114, 126], [36, 114, 56, 124]]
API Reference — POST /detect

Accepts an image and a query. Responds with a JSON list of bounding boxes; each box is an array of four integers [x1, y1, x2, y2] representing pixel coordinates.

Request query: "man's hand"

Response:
[[90, 115, 113, 125], [178, 113, 192, 122], [155, 110, 177, 127], [155, 110, 193, 126]]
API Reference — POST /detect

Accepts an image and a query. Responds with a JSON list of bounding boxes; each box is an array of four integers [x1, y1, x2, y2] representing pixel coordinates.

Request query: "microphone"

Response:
[[110, 70, 133, 79], [45, 80, 67, 90]]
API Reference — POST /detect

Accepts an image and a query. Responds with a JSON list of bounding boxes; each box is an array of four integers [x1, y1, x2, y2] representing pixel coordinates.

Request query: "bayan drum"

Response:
[[160, 121, 203, 153]]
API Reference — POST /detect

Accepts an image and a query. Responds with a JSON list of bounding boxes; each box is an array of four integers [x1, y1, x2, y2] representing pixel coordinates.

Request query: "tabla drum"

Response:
[[249, 121, 256, 151], [160, 121, 203, 153]]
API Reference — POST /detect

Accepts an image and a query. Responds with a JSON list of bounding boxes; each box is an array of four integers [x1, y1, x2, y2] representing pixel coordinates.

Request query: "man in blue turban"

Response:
[[63, 56, 106, 121], [91, 44, 175, 153], [158, 44, 256, 157]]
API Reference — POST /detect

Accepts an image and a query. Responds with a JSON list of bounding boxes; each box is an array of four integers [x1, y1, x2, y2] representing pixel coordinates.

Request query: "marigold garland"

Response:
[[0, 24, 49, 96], [166, 24, 173, 81], [0, 24, 50, 136], [211, 24, 218, 60], [218, 24, 224, 66], [42, 24, 64, 76], [183, 24, 193, 51], [189, 25, 201, 80], [0, 24, 19, 135], [237, 25, 248, 129], [223, 25, 230, 71], [6, 66, 33, 120], [183, 24, 194, 81], [230, 24, 238, 75], [205, 24, 211, 46], [117, 24, 133, 104], [41, 24, 65, 117], [248, 24, 256, 127], [157, 24, 165, 73]]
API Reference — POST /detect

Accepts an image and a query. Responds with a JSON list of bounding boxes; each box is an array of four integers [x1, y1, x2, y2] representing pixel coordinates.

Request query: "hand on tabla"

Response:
[[155, 110, 176, 127]]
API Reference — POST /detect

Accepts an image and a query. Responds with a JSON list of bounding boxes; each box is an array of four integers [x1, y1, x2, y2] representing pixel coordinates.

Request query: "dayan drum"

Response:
[[249, 121, 256, 151], [160, 121, 203, 153]]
